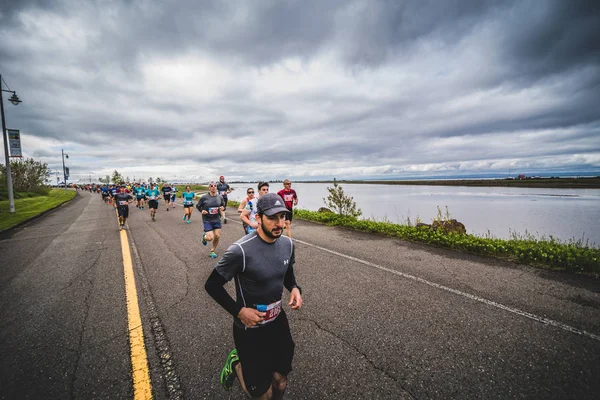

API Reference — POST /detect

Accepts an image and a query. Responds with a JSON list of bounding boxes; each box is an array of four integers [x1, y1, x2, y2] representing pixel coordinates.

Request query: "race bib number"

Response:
[[184, 200, 192, 205], [284, 194, 294, 202], [149, 195, 156, 200], [208, 207, 219, 215], [119, 201, 128, 206], [256, 300, 282, 324], [219, 191, 226, 195]]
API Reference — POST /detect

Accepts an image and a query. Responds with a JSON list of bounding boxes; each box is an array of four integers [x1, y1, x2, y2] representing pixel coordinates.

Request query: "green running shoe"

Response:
[[209, 251, 217, 258], [202, 233, 207, 246], [220, 349, 239, 391]]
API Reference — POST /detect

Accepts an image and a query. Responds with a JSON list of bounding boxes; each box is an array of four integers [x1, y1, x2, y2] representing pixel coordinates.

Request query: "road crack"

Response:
[[296, 316, 418, 400]]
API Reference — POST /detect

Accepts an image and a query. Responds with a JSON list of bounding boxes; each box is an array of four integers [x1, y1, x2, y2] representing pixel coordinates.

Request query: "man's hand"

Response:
[[289, 288, 303, 310], [201, 210, 208, 215], [238, 307, 265, 328]]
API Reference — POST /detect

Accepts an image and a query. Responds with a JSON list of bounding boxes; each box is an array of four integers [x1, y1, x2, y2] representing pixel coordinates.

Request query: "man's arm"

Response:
[[240, 208, 258, 228], [204, 269, 241, 317], [283, 245, 302, 309], [237, 199, 247, 213]]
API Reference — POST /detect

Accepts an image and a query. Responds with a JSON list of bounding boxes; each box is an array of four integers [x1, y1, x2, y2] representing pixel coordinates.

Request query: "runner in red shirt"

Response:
[[277, 179, 298, 238]]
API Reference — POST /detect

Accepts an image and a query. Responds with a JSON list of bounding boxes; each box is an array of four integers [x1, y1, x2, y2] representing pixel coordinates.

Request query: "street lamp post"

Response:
[[1, 74, 22, 214], [62, 149, 69, 193]]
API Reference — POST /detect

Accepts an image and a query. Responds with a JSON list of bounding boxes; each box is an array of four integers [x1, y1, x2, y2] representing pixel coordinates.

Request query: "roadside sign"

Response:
[[8, 129, 22, 157]]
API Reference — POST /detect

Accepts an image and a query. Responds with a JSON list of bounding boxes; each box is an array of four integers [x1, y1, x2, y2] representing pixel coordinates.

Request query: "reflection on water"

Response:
[[228, 183, 600, 246]]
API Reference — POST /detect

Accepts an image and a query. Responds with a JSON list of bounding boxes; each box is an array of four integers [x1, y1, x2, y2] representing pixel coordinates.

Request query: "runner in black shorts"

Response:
[[112, 185, 133, 230], [205, 193, 303, 399], [216, 176, 231, 223]]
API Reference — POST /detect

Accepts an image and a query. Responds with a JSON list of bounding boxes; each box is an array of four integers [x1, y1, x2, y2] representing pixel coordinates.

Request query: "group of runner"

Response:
[[102, 176, 302, 399]]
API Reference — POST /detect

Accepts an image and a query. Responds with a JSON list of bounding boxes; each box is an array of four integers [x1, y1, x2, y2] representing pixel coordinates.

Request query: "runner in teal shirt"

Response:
[[134, 184, 145, 209], [145, 186, 162, 222], [181, 185, 196, 224]]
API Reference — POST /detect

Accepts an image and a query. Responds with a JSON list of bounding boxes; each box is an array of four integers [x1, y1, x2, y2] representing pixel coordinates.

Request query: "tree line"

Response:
[[99, 170, 165, 186], [1, 158, 51, 198]]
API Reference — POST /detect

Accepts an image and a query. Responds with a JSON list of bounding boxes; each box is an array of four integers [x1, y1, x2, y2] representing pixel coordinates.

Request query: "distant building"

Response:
[[518, 174, 526, 180]]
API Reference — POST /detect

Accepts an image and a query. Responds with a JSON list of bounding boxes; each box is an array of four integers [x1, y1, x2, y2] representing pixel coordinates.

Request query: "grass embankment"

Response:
[[0, 189, 77, 231], [172, 184, 208, 196], [228, 200, 599, 275], [294, 210, 599, 275]]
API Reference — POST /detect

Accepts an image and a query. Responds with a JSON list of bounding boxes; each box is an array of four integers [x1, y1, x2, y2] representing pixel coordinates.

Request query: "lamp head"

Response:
[[9, 93, 21, 105]]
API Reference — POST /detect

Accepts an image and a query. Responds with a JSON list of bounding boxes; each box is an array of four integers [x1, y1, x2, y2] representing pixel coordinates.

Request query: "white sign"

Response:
[[8, 129, 22, 157]]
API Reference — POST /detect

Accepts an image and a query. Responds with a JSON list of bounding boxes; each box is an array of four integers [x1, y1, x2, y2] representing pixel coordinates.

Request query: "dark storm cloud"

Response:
[[499, 0, 600, 82]]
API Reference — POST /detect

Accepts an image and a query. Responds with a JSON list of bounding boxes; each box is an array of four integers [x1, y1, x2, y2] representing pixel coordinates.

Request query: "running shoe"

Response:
[[202, 233, 207, 246], [223, 218, 227, 224], [219, 349, 239, 391], [167, 208, 169, 212], [186, 220, 191, 224], [183, 216, 186, 221], [152, 217, 155, 222], [209, 251, 217, 258]]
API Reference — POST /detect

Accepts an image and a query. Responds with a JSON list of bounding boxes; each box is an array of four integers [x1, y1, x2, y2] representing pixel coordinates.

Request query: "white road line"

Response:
[[294, 238, 600, 342]]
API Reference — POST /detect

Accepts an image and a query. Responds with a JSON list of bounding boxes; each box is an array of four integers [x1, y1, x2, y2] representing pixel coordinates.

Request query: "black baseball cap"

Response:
[[257, 193, 290, 216]]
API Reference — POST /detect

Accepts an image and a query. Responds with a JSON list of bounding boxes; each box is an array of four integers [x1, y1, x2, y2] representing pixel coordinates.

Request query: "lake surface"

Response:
[[227, 183, 600, 246]]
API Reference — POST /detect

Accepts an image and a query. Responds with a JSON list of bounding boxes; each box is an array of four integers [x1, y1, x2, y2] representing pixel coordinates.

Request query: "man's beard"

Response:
[[261, 221, 283, 239]]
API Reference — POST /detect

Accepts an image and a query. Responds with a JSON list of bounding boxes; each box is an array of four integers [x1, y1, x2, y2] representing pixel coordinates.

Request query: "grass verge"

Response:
[[294, 209, 599, 275], [0, 189, 77, 231], [229, 200, 598, 275], [172, 184, 208, 196]]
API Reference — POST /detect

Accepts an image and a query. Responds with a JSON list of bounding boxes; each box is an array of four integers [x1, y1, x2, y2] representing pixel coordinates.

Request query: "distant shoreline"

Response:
[[317, 177, 600, 189], [232, 177, 600, 189]]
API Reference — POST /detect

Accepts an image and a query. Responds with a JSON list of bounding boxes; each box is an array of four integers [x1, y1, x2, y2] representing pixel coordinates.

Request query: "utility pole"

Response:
[[61, 149, 69, 193]]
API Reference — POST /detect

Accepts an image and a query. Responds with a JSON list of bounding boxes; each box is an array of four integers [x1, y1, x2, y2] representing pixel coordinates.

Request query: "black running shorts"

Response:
[[148, 200, 159, 209], [285, 209, 293, 222], [233, 311, 295, 397], [117, 206, 129, 218]]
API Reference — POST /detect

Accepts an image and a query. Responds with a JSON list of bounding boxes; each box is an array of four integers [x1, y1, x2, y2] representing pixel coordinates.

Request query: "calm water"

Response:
[[228, 183, 600, 246]]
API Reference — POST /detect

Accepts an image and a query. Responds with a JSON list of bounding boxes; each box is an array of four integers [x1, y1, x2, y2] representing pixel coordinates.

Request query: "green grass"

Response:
[[172, 184, 208, 197], [293, 209, 599, 275], [188, 200, 600, 275], [0, 189, 77, 231]]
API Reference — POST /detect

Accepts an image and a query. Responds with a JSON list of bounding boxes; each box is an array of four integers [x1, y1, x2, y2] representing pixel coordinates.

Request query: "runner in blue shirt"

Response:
[[145, 185, 162, 222], [170, 186, 178, 209], [181, 185, 196, 224], [198, 181, 225, 258], [101, 185, 110, 204]]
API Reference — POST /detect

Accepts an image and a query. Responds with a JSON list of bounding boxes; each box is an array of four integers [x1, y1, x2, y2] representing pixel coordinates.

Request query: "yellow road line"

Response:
[[116, 209, 153, 399]]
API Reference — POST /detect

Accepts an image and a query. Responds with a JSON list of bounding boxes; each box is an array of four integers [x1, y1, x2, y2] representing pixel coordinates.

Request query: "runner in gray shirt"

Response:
[[205, 193, 303, 398], [197, 181, 225, 258]]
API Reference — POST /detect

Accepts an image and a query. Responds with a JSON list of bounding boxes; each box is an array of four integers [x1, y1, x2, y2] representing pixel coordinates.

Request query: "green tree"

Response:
[[0, 157, 51, 193], [98, 175, 110, 184], [111, 170, 124, 185], [156, 177, 162, 185], [323, 181, 362, 218], [148, 177, 153, 186]]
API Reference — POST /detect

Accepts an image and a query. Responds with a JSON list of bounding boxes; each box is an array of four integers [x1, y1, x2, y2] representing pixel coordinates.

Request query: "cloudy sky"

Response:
[[1, 0, 599, 183]]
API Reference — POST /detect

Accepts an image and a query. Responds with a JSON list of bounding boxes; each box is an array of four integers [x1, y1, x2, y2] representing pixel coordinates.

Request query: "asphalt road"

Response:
[[1, 190, 599, 399]]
